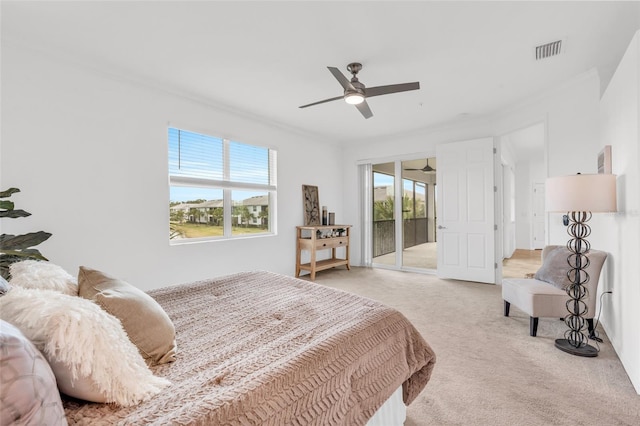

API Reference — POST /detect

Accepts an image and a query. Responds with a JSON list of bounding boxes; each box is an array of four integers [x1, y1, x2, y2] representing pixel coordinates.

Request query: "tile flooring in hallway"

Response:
[[502, 249, 542, 278], [373, 244, 542, 279]]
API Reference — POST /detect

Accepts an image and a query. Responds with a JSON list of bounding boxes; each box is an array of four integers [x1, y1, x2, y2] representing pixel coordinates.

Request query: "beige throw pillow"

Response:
[[534, 247, 572, 289], [534, 246, 608, 290], [78, 266, 177, 366]]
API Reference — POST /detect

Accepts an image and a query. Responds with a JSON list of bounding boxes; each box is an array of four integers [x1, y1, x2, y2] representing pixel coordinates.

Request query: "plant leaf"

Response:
[[0, 231, 52, 250], [0, 253, 34, 280], [0, 209, 31, 218], [0, 200, 15, 210], [0, 188, 20, 198], [0, 249, 48, 261]]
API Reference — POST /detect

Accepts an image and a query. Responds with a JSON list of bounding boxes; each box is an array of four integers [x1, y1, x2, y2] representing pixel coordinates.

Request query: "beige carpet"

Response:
[[308, 267, 640, 426]]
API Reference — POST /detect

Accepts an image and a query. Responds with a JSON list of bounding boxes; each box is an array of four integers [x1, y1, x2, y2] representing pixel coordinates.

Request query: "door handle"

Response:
[[437, 225, 447, 229]]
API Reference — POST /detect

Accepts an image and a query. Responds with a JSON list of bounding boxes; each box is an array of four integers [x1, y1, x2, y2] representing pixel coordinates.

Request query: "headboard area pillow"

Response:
[[78, 266, 177, 366], [9, 260, 77, 296], [0, 320, 67, 425], [0, 287, 170, 406]]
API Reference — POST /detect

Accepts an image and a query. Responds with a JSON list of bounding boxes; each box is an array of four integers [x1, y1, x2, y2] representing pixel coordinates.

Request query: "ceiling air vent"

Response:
[[535, 40, 562, 60]]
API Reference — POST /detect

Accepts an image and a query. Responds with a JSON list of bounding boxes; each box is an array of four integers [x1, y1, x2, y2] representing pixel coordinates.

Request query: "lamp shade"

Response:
[[546, 173, 617, 213]]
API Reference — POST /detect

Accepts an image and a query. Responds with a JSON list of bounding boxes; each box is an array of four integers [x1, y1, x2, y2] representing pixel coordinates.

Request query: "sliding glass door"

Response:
[[370, 158, 437, 271]]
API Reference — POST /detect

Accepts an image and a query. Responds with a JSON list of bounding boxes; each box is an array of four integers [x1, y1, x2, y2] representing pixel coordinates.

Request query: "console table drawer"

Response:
[[315, 237, 348, 250]]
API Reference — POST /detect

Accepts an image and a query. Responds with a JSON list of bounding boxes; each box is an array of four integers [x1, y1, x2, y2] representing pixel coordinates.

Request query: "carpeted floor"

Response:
[[309, 267, 640, 426]]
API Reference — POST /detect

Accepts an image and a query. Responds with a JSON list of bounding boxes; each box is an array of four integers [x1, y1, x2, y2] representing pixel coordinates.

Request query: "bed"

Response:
[[56, 270, 435, 424]]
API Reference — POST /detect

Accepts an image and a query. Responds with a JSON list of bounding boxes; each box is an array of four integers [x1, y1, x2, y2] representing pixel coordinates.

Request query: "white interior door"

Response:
[[436, 138, 496, 284], [532, 182, 545, 249]]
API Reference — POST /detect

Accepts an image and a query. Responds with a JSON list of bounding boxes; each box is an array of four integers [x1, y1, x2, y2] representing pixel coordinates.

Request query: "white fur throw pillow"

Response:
[[9, 260, 78, 296], [0, 287, 170, 406]]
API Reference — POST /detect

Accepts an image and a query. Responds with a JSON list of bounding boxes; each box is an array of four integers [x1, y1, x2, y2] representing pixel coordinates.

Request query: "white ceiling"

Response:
[[2, 1, 639, 145]]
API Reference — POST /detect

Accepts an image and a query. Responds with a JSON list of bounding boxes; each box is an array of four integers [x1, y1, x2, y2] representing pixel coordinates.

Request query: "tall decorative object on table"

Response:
[[545, 173, 617, 357], [302, 185, 320, 226]]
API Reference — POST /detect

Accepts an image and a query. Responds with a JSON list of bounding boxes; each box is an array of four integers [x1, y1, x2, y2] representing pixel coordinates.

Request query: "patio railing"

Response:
[[373, 218, 429, 257]]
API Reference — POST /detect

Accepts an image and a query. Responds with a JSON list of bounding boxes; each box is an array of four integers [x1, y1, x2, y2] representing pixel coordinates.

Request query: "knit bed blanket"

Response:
[[64, 271, 436, 425]]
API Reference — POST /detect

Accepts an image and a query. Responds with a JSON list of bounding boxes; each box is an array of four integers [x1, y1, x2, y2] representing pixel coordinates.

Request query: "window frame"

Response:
[[168, 127, 277, 244]]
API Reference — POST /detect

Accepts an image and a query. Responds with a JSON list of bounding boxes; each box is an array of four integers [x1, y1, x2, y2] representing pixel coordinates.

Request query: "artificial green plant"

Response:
[[0, 188, 52, 279]]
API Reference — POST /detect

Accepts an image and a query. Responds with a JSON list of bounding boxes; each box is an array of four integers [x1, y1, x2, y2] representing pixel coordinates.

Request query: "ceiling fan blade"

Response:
[[299, 95, 344, 109], [364, 82, 420, 98], [355, 100, 373, 119], [404, 168, 424, 171], [328, 66, 355, 91]]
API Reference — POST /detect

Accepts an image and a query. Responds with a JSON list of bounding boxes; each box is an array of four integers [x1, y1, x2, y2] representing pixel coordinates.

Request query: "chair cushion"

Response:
[[502, 278, 574, 319]]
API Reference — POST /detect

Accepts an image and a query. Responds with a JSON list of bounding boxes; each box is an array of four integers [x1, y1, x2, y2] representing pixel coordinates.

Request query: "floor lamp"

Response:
[[545, 173, 617, 357]]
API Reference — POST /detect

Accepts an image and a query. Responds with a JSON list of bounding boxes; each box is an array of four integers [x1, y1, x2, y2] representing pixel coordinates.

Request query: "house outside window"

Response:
[[168, 127, 276, 242]]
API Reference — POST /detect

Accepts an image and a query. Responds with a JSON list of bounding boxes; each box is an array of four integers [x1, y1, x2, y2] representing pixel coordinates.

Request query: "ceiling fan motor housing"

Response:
[[347, 62, 362, 75], [347, 79, 365, 97]]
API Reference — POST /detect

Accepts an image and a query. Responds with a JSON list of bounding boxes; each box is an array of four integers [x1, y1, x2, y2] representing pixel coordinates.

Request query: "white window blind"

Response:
[[168, 128, 223, 180]]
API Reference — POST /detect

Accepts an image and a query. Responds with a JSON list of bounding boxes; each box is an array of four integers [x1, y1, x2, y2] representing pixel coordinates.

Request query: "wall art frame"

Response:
[[302, 185, 320, 226]]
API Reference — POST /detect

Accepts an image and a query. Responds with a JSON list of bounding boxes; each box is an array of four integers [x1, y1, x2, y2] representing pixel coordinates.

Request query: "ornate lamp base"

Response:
[[555, 338, 598, 357], [557, 211, 599, 358]]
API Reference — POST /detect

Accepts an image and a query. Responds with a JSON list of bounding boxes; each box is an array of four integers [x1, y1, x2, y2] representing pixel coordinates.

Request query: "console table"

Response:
[[295, 225, 351, 280]]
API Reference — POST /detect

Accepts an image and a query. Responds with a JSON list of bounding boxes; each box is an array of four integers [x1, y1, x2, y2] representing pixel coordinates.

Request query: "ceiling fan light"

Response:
[[345, 92, 365, 105]]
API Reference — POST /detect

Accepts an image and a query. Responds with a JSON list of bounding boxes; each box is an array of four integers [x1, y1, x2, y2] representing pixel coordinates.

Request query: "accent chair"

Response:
[[502, 245, 607, 337]]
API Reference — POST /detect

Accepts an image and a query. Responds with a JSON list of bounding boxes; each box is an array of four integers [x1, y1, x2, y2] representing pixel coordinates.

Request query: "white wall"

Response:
[[0, 45, 343, 291], [597, 31, 640, 393]]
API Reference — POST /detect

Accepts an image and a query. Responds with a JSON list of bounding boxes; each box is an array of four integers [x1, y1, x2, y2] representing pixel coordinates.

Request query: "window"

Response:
[[402, 179, 426, 220], [168, 127, 277, 242]]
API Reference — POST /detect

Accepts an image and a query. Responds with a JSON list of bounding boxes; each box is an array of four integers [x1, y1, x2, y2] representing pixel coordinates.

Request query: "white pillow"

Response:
[[9, 260, 78, 296], [0, 287, 170, 406]]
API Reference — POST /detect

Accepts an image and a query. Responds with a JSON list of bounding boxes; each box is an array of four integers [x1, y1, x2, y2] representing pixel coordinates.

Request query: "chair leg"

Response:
[[530, 317, 539, 337], [504, 301, 510, 317]]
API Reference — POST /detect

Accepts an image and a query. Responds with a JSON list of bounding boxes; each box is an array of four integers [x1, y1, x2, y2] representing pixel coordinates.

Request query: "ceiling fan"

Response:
[[299, 62, 420, 119], [404, 158, 436, 173]]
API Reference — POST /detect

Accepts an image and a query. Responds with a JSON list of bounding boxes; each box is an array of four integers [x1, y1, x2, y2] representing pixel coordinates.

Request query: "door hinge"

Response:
[[493, 147, 497, 154], [494, 186, 497, 192], [494, 224, 498, 231], [494, 262, 498, 269]]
